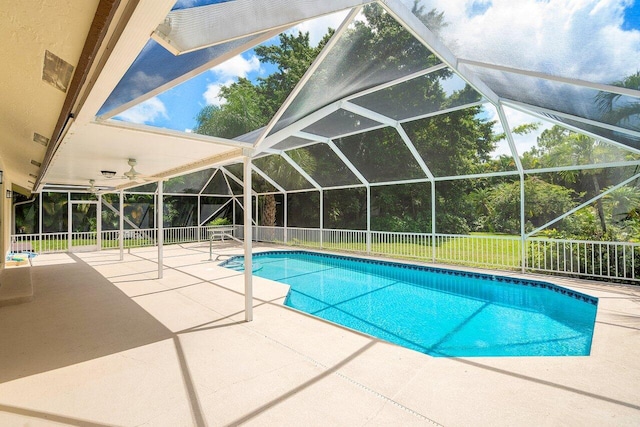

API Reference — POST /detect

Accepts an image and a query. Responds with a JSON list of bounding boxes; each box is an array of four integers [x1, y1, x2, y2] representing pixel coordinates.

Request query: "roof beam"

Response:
[[380, 0, 501, 106], [97, 120, 253, 149], [341, 101, 397, 126], [280, 152, 322, 190], [260, 103, 341, 150], [254, 6, 363, 151], [220, 166, 257, 196], [340, 101, 436, 181], [326, 140, 369, 187], [502, 100, 640, 154], [252, 164, 286, 193], [459, 59, 640, 100], [396, 124, 435, 181]]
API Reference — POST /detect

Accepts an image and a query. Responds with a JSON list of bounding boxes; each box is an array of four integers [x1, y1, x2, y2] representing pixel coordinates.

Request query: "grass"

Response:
[[29, 238, 156, 252], [289, 233, 523, 270]]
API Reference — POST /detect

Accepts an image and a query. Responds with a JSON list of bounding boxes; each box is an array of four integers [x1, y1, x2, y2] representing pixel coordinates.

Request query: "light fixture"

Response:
[[6, 190, 11, 198], [0, 170, 3, 184], [101, 170, 117, 178]]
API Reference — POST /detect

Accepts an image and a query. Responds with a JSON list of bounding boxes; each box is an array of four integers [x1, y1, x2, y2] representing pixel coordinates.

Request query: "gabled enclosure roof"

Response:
[[36, 0, 640, 193]]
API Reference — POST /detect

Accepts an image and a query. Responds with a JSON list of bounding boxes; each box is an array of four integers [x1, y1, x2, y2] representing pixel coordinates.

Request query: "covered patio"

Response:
[[0, 243, 638, 426]]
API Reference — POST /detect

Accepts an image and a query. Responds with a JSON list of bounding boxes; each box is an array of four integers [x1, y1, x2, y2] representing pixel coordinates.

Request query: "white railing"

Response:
[[526, 238, 639, 282], [322, 229, 366, 252], [254, 226, 285, 243], [11, 232, 68, 253], [434, 234, 522, 270], [287, 227, 322, 248], [10, 226, 640, 283], [371, 231, 432, 260], [70, 231, 98, 251], [101, 228, 157, 249], [164, 226, 199, 244]]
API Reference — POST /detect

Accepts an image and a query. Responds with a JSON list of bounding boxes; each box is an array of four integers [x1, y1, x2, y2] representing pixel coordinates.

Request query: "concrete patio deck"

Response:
[[0, 242, 638, 426]]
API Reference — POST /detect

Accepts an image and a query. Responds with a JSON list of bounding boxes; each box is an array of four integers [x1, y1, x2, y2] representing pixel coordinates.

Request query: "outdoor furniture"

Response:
[[208, 226, 241, 260]]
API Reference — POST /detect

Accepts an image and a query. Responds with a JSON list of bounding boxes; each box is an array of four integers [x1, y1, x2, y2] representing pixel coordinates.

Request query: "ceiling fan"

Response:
[[86, 179, 116, 194], [122, 158, 154, 181]]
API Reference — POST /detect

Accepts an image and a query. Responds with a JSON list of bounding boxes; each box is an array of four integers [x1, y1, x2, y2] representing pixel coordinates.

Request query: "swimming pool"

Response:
[[222, 251, 598, 357]]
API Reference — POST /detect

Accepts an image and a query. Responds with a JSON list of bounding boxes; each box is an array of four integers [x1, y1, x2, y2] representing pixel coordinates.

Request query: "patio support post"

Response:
[[158, 180, 164, 279], [119, 190, 124, 261], [431, 180, 436, 262], [243, 151, 253, 322], [197, 194, 201, 241], [38, 192, 43, 249], [67, 192, 72, 252], [319, 189, 323, 248], [97, 194, 102, 251], [520, 176, 526, 273], [366, 186, 371, 253], [284, 192, 288, 244]]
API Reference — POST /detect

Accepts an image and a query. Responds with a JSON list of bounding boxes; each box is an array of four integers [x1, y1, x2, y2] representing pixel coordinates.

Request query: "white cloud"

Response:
[[203, 54, 262, 106], [290, 10, 350, 45], [203, 79, 234, 106], [415, 0, 640, 83], [114, 97, 167, 124], [209, 54, 261, 80]]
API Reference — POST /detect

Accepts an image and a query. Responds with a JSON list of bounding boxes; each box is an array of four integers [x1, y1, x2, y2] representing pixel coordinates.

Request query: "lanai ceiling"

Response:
[[2, 0, 639, 195]]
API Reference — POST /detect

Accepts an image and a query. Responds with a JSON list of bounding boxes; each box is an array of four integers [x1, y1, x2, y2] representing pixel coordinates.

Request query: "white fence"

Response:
[[527, 238, 638, 282], [10, 226, 640, 283]]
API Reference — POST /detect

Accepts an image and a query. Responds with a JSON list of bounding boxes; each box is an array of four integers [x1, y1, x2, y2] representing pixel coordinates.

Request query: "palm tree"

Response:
[[595, 72, 640, 131], [254, 150, 316, 227]]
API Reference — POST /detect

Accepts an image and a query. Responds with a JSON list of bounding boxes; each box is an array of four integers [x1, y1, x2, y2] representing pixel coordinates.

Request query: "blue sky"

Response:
[[623, 0, 640, 30], [114, 11, 348, 133]]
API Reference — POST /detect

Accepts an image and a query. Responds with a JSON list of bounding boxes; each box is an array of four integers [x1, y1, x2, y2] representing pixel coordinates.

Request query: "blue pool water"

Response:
[[222, 251, 598, 357]]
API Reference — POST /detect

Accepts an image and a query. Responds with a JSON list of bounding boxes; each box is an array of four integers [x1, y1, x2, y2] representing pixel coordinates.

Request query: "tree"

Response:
[[521, 125, 640, 234], [595, 71, 640, 131], [478, 177, 577, 235], [193, 4, 501, 234]]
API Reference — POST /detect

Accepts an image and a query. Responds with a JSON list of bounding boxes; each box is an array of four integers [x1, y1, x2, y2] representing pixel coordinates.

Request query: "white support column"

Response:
[[254, 194, 259, 240], [232, 196, 236, 229], [431, 180, 436, 262], [157, 180, 164, 279], [97, 194, 102, 251], [284, 193, 288, 244], [67, 193, 72, 252], [38, 192, 43, 248], [366, 186, 371, 253], [197, 194, 201, 241], [243, 153, 253, 322], [319, 189, 324, 248], [520, 177, 526, 273], [119, 190, 124, 261]]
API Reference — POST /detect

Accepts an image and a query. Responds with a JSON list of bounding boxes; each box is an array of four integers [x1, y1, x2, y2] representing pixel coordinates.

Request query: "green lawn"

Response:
[[290, 233, 523, 269]]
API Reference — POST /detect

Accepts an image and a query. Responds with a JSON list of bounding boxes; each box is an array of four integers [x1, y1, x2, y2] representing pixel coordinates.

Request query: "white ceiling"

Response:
[[45, 121, 245, 189]]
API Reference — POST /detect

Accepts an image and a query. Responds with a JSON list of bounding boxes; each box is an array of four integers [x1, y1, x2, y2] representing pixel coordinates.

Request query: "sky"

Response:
[[115, 11, 348, 133], [114, 0, 640, 157]]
